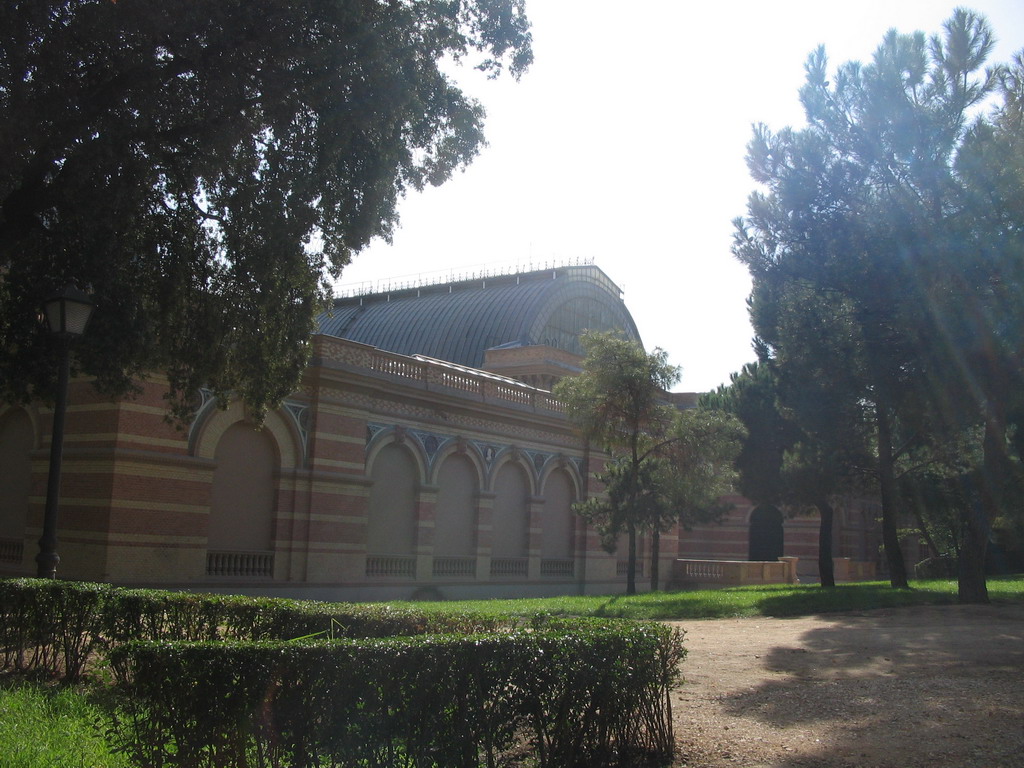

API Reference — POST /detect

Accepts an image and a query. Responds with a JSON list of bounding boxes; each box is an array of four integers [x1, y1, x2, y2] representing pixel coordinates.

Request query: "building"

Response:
[[0, 264, 885, 598]]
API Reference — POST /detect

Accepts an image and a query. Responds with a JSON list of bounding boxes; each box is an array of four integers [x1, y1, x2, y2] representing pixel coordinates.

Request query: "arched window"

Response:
[[749, 505, 784, 561], [0, 409, 33, 555], [434, 453, 477, 557], [366, 443, 418, 555], [541, 469, 575, 560], [491, 462, 529, 558], [209, 423, 277, 552]]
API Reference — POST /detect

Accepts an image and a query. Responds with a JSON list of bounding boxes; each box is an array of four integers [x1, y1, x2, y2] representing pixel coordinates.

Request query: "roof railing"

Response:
[[334, 256, 597, 300]]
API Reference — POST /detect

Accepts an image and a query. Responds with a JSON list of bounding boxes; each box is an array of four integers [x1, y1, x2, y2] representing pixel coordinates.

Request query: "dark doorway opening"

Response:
[[749, 505, 784, 561]]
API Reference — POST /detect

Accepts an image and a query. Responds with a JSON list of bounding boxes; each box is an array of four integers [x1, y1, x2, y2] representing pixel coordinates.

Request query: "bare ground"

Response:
[[667, 603, 1024, 768]]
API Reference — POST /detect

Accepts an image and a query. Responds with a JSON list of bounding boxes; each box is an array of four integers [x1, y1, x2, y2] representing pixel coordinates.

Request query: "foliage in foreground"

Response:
[[108, 624, 682, 768], [0, 579, 682, 767], [0, 0, 532, 420]]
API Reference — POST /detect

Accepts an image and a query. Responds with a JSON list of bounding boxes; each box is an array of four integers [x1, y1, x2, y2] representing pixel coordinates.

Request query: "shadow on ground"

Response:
[[715, 604, 1024, 767]]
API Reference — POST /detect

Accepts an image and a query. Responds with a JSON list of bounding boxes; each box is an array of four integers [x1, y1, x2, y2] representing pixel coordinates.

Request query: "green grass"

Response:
[[390, 575, 1024, 621], [0, 683, 129, 768]]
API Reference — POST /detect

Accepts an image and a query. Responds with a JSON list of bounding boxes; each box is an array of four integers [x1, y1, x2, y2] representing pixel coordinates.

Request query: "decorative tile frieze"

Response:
[[365, 423, 388, 444], [187, 387, 217, 451], [282, 400, 312, 464], [472, 441, 501, 470]]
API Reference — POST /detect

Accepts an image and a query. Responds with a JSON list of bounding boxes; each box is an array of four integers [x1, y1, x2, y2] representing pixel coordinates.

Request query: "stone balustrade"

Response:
[[672, 558, 797, 587], [0, 537, 24, 564], [206, 550, 275, 578], [365, 555, 417, 578], [432, 556, 476, 578], [672, 556, 878, 588], [315, 336, 565, 413], [490, 557, 529, 578], [540, 558, 575, 578]]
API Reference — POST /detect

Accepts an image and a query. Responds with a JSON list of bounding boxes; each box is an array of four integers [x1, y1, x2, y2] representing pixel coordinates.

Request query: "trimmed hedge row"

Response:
[[0, 579, 686, 766], [0, 579, 502, 680], [108, 624, 684, 768]]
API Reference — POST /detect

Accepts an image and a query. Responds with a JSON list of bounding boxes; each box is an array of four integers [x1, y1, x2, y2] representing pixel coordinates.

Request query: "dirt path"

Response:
[[667, 603, 1024, 768]]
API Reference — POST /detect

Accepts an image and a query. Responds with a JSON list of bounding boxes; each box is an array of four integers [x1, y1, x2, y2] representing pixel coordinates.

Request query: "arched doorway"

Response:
[[491, 461, 530, 579], [541, 468, 575, 560], [366, 443, 418, 557], [207, 422, 278, 577], [749, 505, 784, 561], [434, 453, 478, 559]]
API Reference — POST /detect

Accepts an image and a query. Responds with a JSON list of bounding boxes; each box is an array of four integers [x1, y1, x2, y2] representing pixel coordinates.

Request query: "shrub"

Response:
[[0, 579, 503, 681], [915, 556, 957, 579], [0, 579, 686, 766], [107, 623, 685, 768], [0, 578, 109, 680]]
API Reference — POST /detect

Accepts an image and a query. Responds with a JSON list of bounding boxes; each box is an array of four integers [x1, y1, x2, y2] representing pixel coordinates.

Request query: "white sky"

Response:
[[337, 1, 1024, 393]]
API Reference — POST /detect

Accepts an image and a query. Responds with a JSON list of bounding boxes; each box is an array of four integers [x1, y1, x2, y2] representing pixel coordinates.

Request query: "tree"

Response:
[[650, 408, 744, 590], [733, 10, 1024, 600], [555, 331, 743, 593], [554, 331, 678, 595], [0, 0, 532, 419], [704, 359, 872, 588], [701, 361, 795, 509]]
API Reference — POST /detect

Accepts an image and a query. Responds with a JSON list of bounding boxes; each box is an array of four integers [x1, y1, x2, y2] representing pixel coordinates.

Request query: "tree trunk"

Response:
[[817, 499, 835, 588], [626, 520, 637, 595], [649, 528, 660, 592], [876, 404, 909, 588], [958, 499, 990, 604], [957, 402, 1006, 604]]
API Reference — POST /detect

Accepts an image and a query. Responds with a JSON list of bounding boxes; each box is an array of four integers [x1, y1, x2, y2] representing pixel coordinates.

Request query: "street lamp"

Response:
[[36, 284, 94, 579]]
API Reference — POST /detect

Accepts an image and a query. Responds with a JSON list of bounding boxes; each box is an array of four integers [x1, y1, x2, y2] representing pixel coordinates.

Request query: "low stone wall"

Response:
[[671, 557, 876, 589], [671, 558, 798, 589]]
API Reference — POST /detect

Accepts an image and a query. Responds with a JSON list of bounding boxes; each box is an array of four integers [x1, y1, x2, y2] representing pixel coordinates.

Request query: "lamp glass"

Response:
[[43, 300, 65, 334], [43, 286, 94, 337]]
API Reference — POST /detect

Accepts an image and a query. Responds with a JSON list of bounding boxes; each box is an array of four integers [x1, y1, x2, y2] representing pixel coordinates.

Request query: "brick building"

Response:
[[0, 264, 885, 598]]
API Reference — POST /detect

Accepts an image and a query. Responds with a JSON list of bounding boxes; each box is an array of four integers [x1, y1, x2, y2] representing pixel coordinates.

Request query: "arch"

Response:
[[488, 448, 537, 496], [433, 453, 478, 557], [540, 467, 576, 560], [538, 456, 583, 500], [426, 438, 485, 488], [208, 422, 278, 552], [491, 461, 530, 558], [366, 442, 418, 555], [749, 505, 784, 561], [0, 408, 35, 546], [366, 426, 428, 482], [194, 399, 301, 468]]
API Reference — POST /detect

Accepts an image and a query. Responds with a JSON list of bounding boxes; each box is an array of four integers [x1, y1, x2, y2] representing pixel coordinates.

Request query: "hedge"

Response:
[[0, 579, 686, 766], [108, 624, 684, 768], [0, 579, 502, 680]]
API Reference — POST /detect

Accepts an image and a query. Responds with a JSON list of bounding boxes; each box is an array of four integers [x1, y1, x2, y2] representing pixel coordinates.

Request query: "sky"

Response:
[[336, 1, 1024, 394]]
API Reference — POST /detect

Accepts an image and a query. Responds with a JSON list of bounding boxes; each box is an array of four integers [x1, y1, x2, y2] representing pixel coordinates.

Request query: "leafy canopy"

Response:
[[731, 8, 1024, 597], [555, 331, 679, 456], [0, 0, 532, 418], [556, 332, 743, 592]]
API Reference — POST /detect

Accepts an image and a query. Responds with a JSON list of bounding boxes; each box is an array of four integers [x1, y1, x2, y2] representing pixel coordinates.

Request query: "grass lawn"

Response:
[[388, 575, 1024, 621], [0, 683, 129, 768]]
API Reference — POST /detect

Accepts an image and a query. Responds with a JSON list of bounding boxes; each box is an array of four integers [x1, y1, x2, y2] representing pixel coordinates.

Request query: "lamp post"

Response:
[[36, 285, 94, 579]]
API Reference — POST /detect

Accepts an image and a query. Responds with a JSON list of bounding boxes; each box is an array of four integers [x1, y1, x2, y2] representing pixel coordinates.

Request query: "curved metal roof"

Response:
[[318, 265, 642, 368]]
